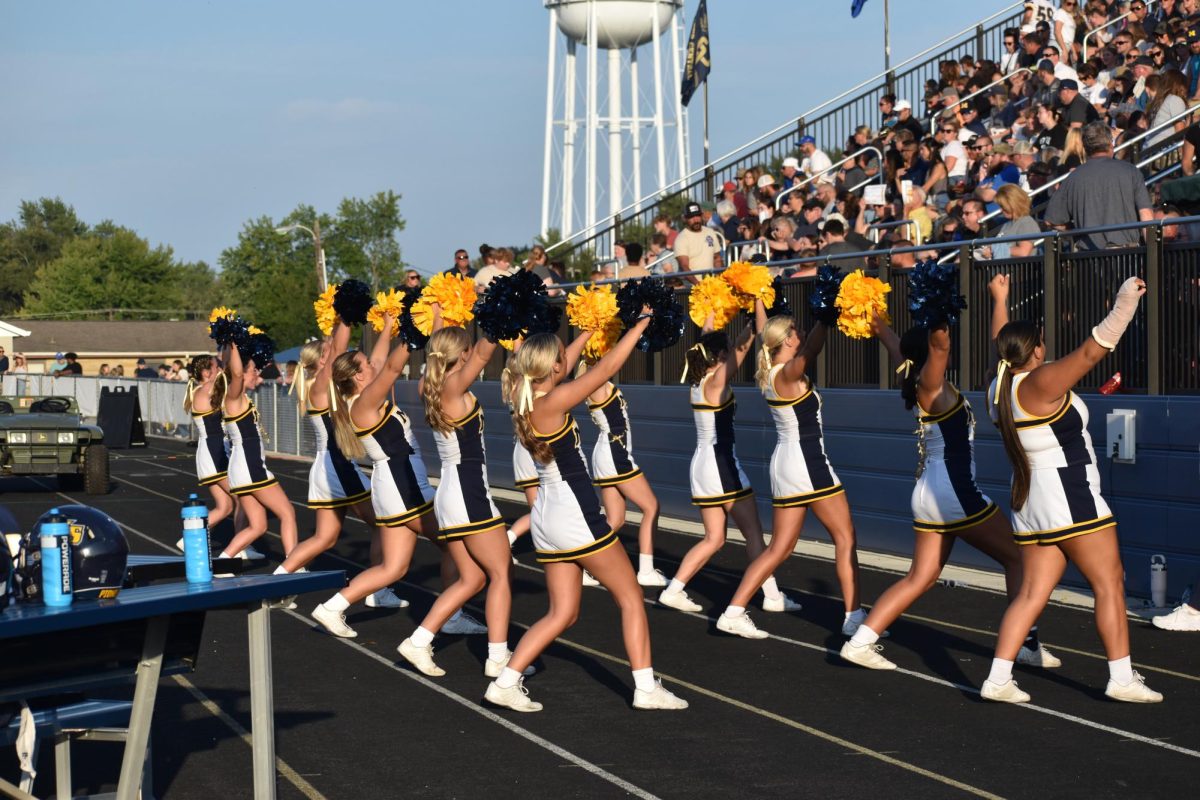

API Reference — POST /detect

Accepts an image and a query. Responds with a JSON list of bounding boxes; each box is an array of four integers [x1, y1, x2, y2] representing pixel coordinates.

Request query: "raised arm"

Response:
[[754, 297, 768, 334], [708, 318, 755, 395], [309, 322, 353, 407], [368, 316, 393, 370], [988, 273, 1010, 373], [544, 318, 652, 413], [782, 322, 827, 385], [562, 329, 591, 377], [916, 326, 951, 409], [224, 344, 245, 403], [357, 317, 408, 411], [872, 313, 904, 366], [443, 335, 498, 397]]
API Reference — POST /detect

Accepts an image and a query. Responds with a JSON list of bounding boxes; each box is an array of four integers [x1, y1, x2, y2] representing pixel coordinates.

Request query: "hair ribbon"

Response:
[[993, 359, 1012, 405], [679, 342, 710, 384], [516, 374, 536, 415], [182, 377, 196, 410], [895, 359, 914, 378]]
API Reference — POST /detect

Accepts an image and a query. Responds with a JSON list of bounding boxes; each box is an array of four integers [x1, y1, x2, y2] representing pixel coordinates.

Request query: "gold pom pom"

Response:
[[688, 275, 738, 329], [247, 325, 264, 336], [209, 306, 236, 323], [566, 285, 618, 333], [722, 261, 775, 311], [410, 273, 478, 335], [313, 286, 337, 336], [582, 318, 623, 361], [835, 270, 891, 339], [367, 289, 405, 338], [499, 338, 518, 352]]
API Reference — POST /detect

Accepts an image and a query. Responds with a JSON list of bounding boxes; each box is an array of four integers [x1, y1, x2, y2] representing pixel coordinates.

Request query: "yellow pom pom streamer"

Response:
[[835, 270, 891, 340], [410, 273, 477, 335], [566, 285, 618, 331], [313, 286, 337, 336], [367, 289, 405, 338], [582, 318, 623, 361], [688, 275, 738, 329], [247, 325, 264, 336], [209, 306, 236, 323], [722, 261, 775, 311]]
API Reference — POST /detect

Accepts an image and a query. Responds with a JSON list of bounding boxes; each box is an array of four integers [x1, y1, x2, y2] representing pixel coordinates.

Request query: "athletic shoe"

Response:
[[762, 593, 803, 613], [241, 545, 265, 560], [839, 641, 897, 670], [716, 611, 769, 639], [636, 569, 669, 588], [1152, 604, 1200, 632], [484, 679, 542, 712], [1017, 644, 1063, 669], [365, 587, 409, 609], [582, 570, 601, 587], [840, 613, 888, 638], [658, 589, 702, 613], [442, 612, 488, 635], [483, 651, 536, 678], [269, 595, 297, 610], [311, 604, 358, 639], [397, 638, 446, 677], [1105, 671, 1163, 703], [175, 538, 185, 552], [632, 680, 688, 710], [980, 678, 1031, 703]]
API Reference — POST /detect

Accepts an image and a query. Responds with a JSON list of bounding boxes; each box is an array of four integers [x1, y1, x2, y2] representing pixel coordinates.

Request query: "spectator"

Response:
[[281, 361, 299, 386], [896, 135, 930, 189], [444, 248, 476, 278], [957, 101, 989, 138], [1059, 79, 1099, 128], [1181, 118, 1200, 174], [60, 352, 82, 375], [0, 347, 7, 374], [955, 198, 988, 240], [780, 157, 803, 192], [715, 199, 740, 241], [1001, 27, 1023, 73], [1146, 69, 1189, 146], [756, 173, 779, 205], [589, 268, 607, 282], [1034, 58, 1060, 105], [992, 184, 1041, 258], [1155, 203, 1187, 242], [1044, 120, 1153, 249], [96, 363, 110, 377], [1032, 104, 1068, 152], [782, 191, 807, 224], [819, 218, 867, 269], [879, 93, 898, 130], [49, 352, 68, 375], [648, 232, 679, 274], [402, 269, 422, 290], [1184, 24, 1200, 100], [652, 213, 678, 248], [919, 136, 950, 209], [1022, 0, 1056, 35], [938, 119, 969, 198], [1076, 63, 1109, 109], [172, 359, 189, 382], [619, 242, 651, 279], [473, 246, 513, 291], [673, 202, 724, 278], [904, 186, 938, 244], [1018, 29, 1046, 69], [720, 180, 749, 218], [892, 99, 925, 141], [1009, 140, 1039, 188], [1058, 128, 1086, 171], [157, 364, 170, 379], [110, 363, 123, 377], [797, 136, 834, 185], [134, 358, 157, 379], [1131, 57, 1156, 108], [10, 354, 27, 374], [976, 143, 1023, 213], [888, 240, 919, 268], [1052, 1, 1082, 63], [766, 216, 800, 262]]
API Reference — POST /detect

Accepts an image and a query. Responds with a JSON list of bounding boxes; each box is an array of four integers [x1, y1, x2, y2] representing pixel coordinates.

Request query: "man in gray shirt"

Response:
[[1044, 121, 1153, 250]]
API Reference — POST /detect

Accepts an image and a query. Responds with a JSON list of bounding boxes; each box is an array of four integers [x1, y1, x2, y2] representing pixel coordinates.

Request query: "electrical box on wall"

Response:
[[1105, 409, 1136, 464]]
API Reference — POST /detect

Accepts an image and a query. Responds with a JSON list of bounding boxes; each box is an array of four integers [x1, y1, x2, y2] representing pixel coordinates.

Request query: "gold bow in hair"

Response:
[[679, 342, 710, 384], [993, 359, 1011, 405], [895, 359, 914, 378], [516, 374, 535, 415], [328, 377, 339, 412], [182, 377, 196, 410]]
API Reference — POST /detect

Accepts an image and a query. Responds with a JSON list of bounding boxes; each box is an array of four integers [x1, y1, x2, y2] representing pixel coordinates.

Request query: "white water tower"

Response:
[[541, 0, 690, 244]]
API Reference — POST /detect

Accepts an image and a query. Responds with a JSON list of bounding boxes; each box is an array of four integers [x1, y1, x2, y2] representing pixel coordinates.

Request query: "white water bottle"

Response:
[[1150, 554, 1167, 608]]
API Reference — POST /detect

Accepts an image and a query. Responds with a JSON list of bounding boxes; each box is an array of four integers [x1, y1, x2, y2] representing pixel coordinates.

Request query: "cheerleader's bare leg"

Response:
[[206, 478, 236, 530], [246, 482, 299, 555], [504, 562, 584, 675], [222, 492, 268, 557], [460, 527, 514, 644], [806, 493, 862, 612], [727, 506, 806, 609], [606, 475, 665, 582], [279, 507, 344, 573]]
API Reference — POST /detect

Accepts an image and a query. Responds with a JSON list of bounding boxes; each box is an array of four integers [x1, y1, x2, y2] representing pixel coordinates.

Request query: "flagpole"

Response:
[[703, 78, 710, 168], [884, 0, 892, 81]]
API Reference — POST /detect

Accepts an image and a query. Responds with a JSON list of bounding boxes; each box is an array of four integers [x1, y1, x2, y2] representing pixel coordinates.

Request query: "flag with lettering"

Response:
[[680, 0, 710, 107]]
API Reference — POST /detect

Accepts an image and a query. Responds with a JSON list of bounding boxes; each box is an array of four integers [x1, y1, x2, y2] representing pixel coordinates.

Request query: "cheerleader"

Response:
[[312, 316, 489, 659], [714, 300, 863, 639], [982, 276, 1161, 703], [276, 325, 405, 610], [217, 342, 298, 559], [182, 354, 238, 538], [657, 314, 800, 616], [583, 367, 667, 586], [484, 321, 687, 712], [840, 280, 1058, 669]]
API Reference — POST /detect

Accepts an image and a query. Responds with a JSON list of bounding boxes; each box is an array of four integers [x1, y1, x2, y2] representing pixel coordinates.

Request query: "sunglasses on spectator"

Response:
[[406, 274, 420, 281], [1150, 50, 1164, 58], [455, 254, 469, 260], [1126, 53, 1139, 62], [940, 127, 956, 133]]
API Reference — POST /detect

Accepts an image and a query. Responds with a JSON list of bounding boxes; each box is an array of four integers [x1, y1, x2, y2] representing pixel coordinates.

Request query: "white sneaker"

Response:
[[636, 569, 669, 587], [981, 678, 1031, 703], [397, 638, 446, 677], [241, 545, 265, 560], [1017, 644, 1063, 669], [839, 641, 897, 670], [442, 612, 488, 635], [716, 611, 769, 639], [632, 680, 688, 710], [1105, 671, 1164, 703], [483, 651, 537, 678], [1153, 604, 1200, 632], [269, 595, 297, 610], [484, 679, 543, 712], [762, 593, 803, 613], [658, 589, 702, 613], [365, 587, 410, 608], [582, 570, 601, 587], [174, 537, 185, 552], [311, 604, 357, 639]]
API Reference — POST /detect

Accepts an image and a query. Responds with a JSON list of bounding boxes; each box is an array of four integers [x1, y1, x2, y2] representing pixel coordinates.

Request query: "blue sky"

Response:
[[2, 1, 1006, 277]]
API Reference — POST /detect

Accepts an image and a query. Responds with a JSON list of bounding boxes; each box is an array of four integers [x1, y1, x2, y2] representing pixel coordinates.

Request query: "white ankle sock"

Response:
[[849, 625, 880, 647], [487, 641, 509, 662], [631, 667, 656, 693], [323, 592, 350, 613], [1108, 655, 1134, 685], [410, 626, 435, 648], [507, 529, 518, 546], [723, 605, 745, 618], [665, 579, 686, 595], [218, 550, 232, 559], [272, 565, 290, 575], [987, 658, 1014, 685], [845, 608, 865, 622], [495, 667, 521, 689], [638, 553, 654, 573], [761, 577, 783, 601]]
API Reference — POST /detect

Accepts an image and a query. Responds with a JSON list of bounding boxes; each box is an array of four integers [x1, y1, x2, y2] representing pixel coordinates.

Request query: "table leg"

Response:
[[116, 616, 168, 800], [247, 600, 276, 800]]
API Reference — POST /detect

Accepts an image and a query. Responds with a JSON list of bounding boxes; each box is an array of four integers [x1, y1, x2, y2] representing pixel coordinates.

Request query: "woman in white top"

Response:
[[1053, 0, 1081, 63], [1146, 70, 1189, 148]]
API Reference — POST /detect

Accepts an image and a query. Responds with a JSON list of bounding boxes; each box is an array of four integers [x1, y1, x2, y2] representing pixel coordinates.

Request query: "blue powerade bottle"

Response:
[[181, 494, 213, 584], [40, 508, 73, 607]]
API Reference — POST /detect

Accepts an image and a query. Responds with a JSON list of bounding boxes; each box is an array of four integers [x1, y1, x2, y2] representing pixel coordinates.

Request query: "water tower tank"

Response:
[[546, 0, 681, 50]]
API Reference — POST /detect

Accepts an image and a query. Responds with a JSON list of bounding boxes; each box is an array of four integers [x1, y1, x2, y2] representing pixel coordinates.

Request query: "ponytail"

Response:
[[898, 327, 931, 411], [505, 333, 561, 464], [755, 316, 794, 390], [993, 320, 1041, 511], [330, 353, 367, 459], [682, 331, 728, 386], [421, 328, 471, 434], [295, 341, 323, 412]]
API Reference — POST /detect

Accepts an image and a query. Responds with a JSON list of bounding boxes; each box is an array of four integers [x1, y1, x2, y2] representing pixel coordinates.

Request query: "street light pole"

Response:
[[274, 223, 327, 291]]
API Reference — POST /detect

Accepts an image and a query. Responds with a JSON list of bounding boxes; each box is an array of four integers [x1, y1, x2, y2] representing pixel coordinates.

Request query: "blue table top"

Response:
[[0, 571, 345, 639]]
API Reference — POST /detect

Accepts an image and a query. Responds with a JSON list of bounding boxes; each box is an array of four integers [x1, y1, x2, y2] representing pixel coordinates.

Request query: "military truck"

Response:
[[0, 395, 109, 494]]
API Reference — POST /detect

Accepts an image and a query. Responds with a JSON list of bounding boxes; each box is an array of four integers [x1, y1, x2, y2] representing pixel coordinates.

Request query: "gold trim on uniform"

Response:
[[772, 484, 845, 508], [1013, 514, 1115, 545], [198, 471, 228, 486], [191, 408, 219, 418], [690, 396, 734, 413], [587, 387, 620, 411], [306, 406, 330, 417], [692, 486, 753, 506], [917, 392, 964, 424], [534, 528, 621, 563], [437, 515, 505, 540], [223, 405, 255, 424], [306, 488, 372, 510], [913, 502, 998, 533], [593, 467, 643, 487], [1013, 394, 1072, 429], [229, 476, 279, 496], [377, 498, 434, 527], [514, 477, 539, 489], [354, 401, 394, 438]]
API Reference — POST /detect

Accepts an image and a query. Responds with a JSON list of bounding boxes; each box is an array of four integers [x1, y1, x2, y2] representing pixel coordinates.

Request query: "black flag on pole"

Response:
[[680, 0, 710, 107]]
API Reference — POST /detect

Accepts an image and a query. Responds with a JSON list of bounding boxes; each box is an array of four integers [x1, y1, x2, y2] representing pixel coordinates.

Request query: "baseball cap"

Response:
[[1059, 78, 1079, 91], [796, 136, 816, 147], [55, 352, 64, 359], [1133, 56, 1153, 67], [1008, 140, 1037, 155], [782, 156, 801, 169], [1154, 23, 1171, 37], [894, 99, 912, 111], [136, 358, 147, 365], [818, 212, 849, 232], [683, 202, 703, 218], [1037, 58, 1055, 72], [722, 180, 737, 192], [756, 174, 776, 188]]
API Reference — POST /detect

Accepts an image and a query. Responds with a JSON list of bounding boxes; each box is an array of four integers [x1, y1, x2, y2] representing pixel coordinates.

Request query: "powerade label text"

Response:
[[59, 542, 72, 593]]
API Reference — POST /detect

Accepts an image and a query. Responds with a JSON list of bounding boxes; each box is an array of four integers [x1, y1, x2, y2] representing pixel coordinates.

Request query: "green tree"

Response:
[[326, 190, 407, 291], [173, 260, 223, 316], [0, 198, 88, 313]]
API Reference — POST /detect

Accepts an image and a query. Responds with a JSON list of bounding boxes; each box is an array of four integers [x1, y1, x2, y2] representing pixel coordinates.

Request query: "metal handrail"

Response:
[[544, 3, 1025, 256], [925, 69, 1032, 127], [775, 147, 885, 209], [1081, 1, 1158, 62], [868, 219, 918, 244]]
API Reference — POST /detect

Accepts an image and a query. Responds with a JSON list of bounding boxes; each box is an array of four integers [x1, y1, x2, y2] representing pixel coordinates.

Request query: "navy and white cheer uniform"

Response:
[[688, 375, 753, 506], [192, 407, 229, 486], [224, 400, 277, 496], [588, 384, 642, 487], [529, 414, 616, 563], [763, 365, 843, 508], [513, 438, 539, 490], [305, 406, 371, 509], [432, 395, 503, 540], [910, 387, 997, 533], [987, 372, 1113, 545], [356, 400, 435, 527]]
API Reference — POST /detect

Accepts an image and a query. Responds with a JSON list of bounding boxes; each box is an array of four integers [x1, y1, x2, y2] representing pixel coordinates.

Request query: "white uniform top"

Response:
[[763, 365, 824, 443], [690, 376, 736, 446]]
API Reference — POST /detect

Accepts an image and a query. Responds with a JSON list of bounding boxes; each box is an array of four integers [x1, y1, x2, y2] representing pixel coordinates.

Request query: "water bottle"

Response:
[[40, 508, 72, 607], [1150, 554, 1167, 608], [181, 494, 213, 584]]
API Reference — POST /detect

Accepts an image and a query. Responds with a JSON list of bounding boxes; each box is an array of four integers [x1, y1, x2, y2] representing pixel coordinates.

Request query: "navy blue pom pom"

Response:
[[209, 315, 249, 348], [396, 284, 429, 350], [239, 332, 276, 370], [766, 276, 792, 319], [615, 277, 684, 352], [333, 280, 373, 326], [907, 258, 966, 329], [809, 265, 844, 325], [472, 269, 559, 342]]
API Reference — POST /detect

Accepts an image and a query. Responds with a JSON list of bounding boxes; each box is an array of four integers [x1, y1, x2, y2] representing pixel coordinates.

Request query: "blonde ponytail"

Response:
[[330, 353, 367, 459], [422, 328, 471, 433], [755, 315, 795, 390], [505, 333, 561, 463]]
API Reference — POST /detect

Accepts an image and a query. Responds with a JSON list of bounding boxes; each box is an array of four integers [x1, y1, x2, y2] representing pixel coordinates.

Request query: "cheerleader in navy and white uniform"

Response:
[[183, 354, 236, 534], [840, 278, 1058, 670], [217, 342, 298, 560], [483, 319, 686, 713], [980, 275, 1161, 704], [657, 312, 799, 617]]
